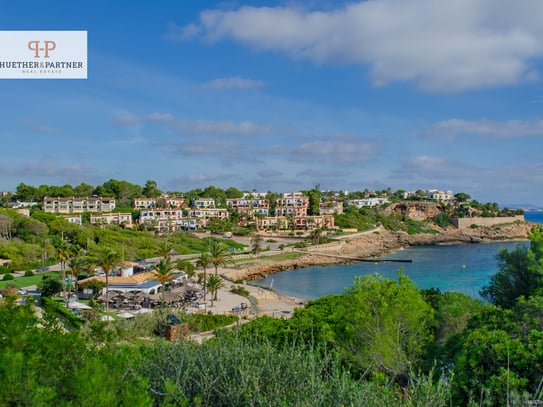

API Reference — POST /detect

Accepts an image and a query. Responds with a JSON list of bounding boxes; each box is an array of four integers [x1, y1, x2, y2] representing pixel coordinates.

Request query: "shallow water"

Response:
[[255, 240, 527, 300]]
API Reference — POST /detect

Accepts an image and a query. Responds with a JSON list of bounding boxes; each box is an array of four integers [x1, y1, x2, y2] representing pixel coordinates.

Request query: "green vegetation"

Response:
[[3, 225, 543, 406], [0, 181, 539, 405]]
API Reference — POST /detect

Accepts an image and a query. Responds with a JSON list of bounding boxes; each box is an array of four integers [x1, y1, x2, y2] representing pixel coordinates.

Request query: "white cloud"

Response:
[[184, 0, 543, 92], [421, 118, 543, 139], [114, 112, 174, 125], [201, 76, 266, 90], [174, 119, 274, 135], [165, 22, 201, 41]]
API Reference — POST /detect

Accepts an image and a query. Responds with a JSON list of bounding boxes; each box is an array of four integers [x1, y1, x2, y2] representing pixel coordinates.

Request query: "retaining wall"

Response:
[[451, 215, 525, 229]]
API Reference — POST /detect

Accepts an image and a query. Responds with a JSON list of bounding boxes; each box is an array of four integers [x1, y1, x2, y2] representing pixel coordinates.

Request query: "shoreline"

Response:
[[212, 222, 535, 315], [223, 221, 534, 283]]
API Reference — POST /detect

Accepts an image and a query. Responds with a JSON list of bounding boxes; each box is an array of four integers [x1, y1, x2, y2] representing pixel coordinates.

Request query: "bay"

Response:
[[525, 211, 543, 224], [255, 241, 527, 300]]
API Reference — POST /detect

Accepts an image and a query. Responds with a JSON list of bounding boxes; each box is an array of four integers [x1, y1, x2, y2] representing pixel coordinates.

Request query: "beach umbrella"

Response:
[[100, 315, 115, 321], [133, 308, 153, 315], [68, 301, 92, 310], [117, 311, 134, 318]]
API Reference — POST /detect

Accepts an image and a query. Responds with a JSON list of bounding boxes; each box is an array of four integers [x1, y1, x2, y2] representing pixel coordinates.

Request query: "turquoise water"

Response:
[[256, 212, 542, 300], [256, 241, 525, 300], [525, 211, 543, 224]]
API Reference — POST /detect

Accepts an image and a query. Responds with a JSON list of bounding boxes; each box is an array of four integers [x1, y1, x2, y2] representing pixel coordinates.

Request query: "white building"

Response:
[[43, 196, 116, 213], [345, 197, 389, 208]]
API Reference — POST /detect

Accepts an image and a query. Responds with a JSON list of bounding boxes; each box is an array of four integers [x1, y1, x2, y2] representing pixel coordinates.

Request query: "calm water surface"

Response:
[[256, 212, 542, 300]]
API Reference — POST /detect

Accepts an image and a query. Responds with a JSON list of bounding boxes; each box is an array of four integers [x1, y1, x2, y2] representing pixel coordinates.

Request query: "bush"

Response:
[[0, 265, 13, 275], [230, 285, 250, 297], [24, 270, 34, 277], [3, 273, 14, 281]]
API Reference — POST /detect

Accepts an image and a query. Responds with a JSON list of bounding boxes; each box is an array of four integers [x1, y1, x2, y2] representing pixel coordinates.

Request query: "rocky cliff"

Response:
[[383, 202, 443, 221]]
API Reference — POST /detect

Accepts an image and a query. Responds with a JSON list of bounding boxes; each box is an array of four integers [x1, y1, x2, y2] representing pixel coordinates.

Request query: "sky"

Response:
[[1, 0, 543, 207]]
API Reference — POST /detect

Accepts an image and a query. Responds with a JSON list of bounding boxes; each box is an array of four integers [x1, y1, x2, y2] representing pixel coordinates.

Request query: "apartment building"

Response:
[[164, 197, 186, 209], [90, 213, 133, 227], [188, 208, 229, 228], [139, 209, 186, 233], [226, 197, 270, 217], [192, 198, 216, 209], [133, 197, 157, 209], [275, 192, 309, 217], [255, 214, 334, 231], [43, 196, 116, 213]]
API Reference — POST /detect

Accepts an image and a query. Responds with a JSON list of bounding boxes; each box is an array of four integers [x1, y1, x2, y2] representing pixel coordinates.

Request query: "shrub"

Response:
[[24, 270, 34, 277], [0, 265, 13, 275], [3, 273, 14, 281], [230, 285, 250, 297]]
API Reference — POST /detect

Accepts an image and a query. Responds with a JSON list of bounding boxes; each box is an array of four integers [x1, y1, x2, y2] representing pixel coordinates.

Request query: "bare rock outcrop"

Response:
[[383, 202, 443, 221]]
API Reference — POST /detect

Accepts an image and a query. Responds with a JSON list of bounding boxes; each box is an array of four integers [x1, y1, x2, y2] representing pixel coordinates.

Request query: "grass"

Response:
[[230, 251, 302, 266], [0, 271, 60, 289]]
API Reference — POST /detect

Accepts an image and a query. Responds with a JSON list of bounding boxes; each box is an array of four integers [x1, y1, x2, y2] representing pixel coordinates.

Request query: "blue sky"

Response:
[[1, 0, 543, 206]]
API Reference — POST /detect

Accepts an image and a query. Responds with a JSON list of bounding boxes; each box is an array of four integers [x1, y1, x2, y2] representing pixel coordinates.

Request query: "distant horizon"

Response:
[[2, 1, 543, 205]]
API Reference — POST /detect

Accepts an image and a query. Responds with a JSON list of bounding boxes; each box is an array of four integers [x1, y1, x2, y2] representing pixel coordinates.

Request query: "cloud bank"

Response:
[[178, 0, 543, 92]]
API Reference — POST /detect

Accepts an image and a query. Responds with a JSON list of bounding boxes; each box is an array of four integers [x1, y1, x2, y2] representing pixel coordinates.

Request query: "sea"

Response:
[[254, 211, 543, 300]]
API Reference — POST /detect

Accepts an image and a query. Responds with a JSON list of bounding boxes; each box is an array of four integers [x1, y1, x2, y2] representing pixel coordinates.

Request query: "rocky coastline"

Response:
[[223, 221, 535, 282]]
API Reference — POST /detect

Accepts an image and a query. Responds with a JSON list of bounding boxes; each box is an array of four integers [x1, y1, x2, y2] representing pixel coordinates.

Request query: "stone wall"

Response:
[[451, 215, 525, 229]]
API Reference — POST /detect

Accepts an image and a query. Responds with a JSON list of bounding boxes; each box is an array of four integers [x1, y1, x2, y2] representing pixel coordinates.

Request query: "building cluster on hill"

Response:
[[10, 188, 456, 234]]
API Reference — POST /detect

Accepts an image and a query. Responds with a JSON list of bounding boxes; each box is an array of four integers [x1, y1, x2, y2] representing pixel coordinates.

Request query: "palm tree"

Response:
[[157, 240, 175, 260], [251, 233, 264, 255], [206, 274, 225, 307], [196, 252, 211, 303], [68, 256, 87, 297], [209, 240, 232, 276], [309, 228, 322, 245], [176, 259, 196, 279], [57, 245, 72, 299], [94, 247, 120, 314], [153, 258, 174, 312]]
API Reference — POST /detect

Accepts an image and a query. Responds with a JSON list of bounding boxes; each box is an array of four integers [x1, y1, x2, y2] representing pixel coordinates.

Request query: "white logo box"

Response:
[[0, 30, 87, 79]]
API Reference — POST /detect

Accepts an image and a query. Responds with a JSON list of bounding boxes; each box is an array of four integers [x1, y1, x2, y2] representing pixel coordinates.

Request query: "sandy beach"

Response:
[[200, 271, 306, 319]]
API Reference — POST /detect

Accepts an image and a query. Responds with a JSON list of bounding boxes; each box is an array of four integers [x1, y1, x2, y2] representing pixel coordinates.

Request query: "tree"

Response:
[[176, 259, 195, 279], [209, 240, 232, 276], [14, 182, 39, 202], [480, 244, 533, 308], [73, 182, 95, 197], [308, 228, 322, 245], [196, 253, 211, 303], [225, 187, 243, 199], [38, 277, 62, 297], [338, 272, 435, 376], [153, 258, 174, 312], [57, 245, 72, 299], [157, 240, 175, 260], [206, 274, 225, 306], [93, 247, 120, 313], [68, 256, 87, 296], [0, 214, 13, 240], [142, 180, 162, 198], [454, 192, 471, 203], [306, 188, 322, 216], [250, 234, 263, 255]]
